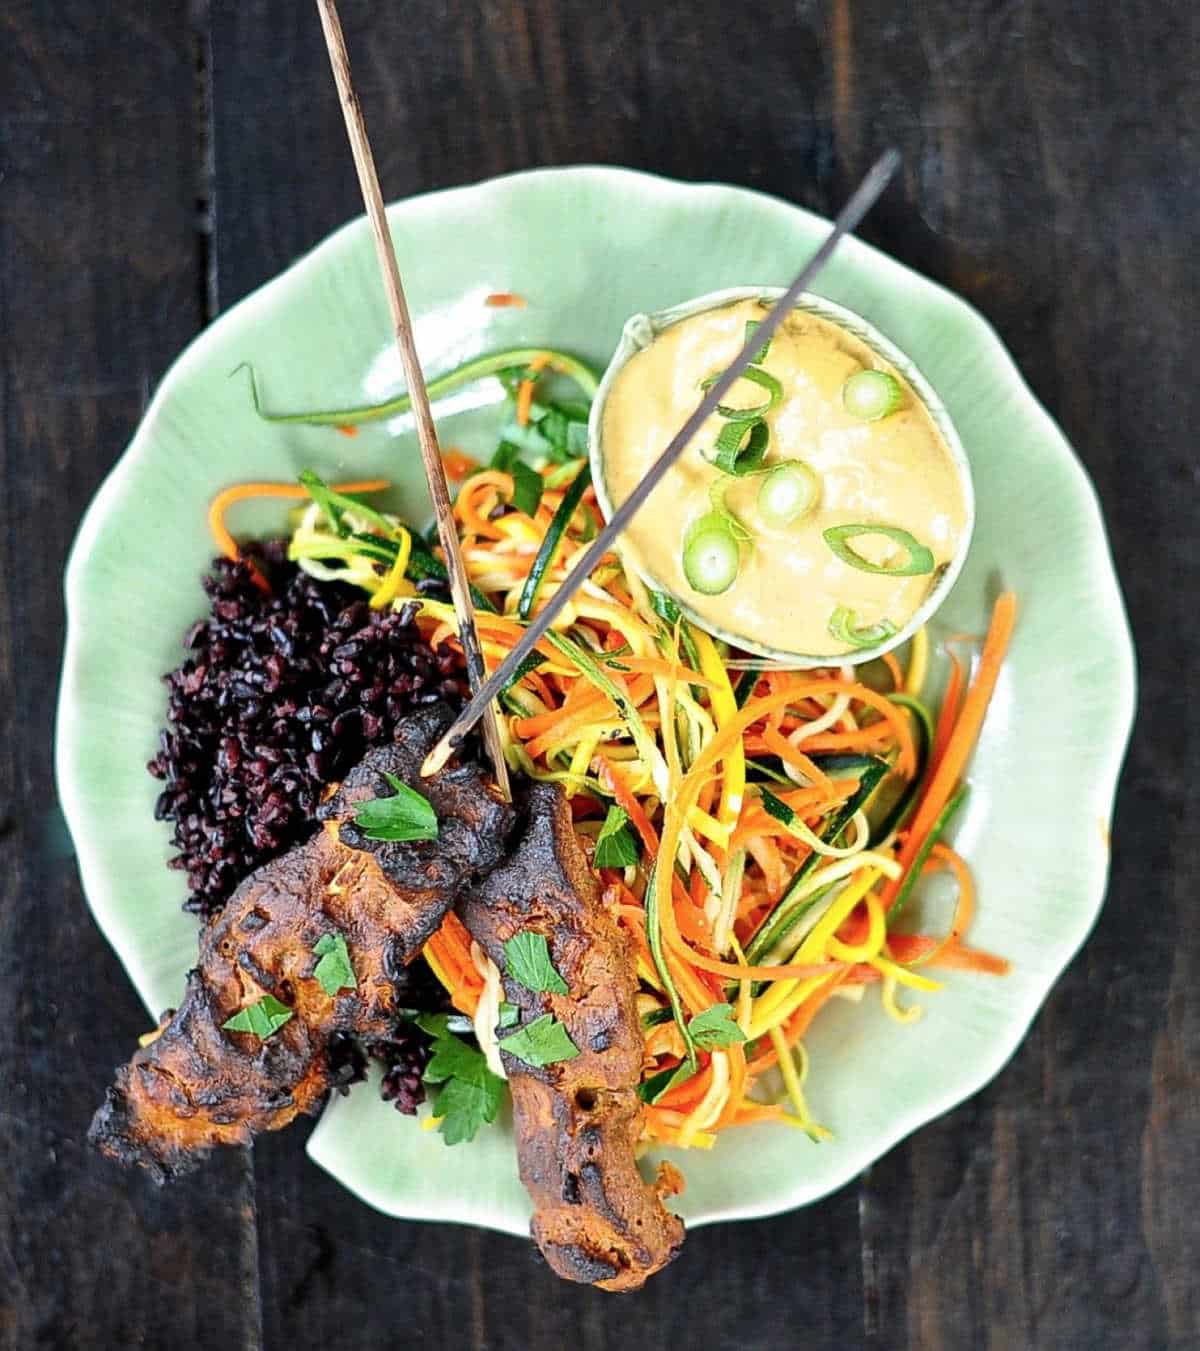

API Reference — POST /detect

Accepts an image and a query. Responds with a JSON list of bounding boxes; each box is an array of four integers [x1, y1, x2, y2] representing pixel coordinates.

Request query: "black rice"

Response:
[[149, 540, 466, 919]]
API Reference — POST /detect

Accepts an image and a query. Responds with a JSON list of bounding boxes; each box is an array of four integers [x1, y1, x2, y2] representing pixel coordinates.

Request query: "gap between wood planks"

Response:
[[191, 0, 218, 323]]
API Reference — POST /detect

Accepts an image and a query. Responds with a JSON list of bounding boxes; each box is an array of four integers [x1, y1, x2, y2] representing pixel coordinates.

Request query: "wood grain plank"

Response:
[[0, 4, 260, 1348], [251, 1121, 863, 1351], [845, 2, 1199, 1348], [209, 0, 841, 307]]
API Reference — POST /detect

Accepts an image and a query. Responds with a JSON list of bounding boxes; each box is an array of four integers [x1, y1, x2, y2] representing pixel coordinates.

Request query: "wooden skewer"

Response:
[[314, 0, 510, 800], [423, 149, 901, 777]]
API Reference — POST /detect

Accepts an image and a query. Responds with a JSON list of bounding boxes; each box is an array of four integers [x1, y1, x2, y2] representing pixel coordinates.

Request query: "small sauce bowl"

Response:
[[588, 286, 975, 666]]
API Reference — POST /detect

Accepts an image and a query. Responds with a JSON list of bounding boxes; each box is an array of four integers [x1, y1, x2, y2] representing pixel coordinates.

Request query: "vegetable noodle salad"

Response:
[[216, 349, 1014, 1150]]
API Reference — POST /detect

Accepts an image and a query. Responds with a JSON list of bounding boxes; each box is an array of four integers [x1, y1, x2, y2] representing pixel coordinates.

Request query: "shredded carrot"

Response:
[[336, 424, 359, 437], [930, 647, 964, 774], [868, 935, 1010, 976], [484, 292, 527, 308], [883, 593, 1017, 910], [442, 449, 477, 481], [515, 352, 552, 427], [423, 912, 484, 1014], [758, 726, 833, 793], [595, 756, 660, 853], [208, 478, 391, 594], [881, 651, 904, 689], [208, 479, 390, 562]]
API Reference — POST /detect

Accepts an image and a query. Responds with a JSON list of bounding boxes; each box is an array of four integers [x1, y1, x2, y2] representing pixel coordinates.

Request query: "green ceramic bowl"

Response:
[[56, 167, 1135, 1237], [588, 286, 975, 666]]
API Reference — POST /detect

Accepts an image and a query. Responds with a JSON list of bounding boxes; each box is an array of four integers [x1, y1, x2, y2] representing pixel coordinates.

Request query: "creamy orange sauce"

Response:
[[599, 299, 968, 656]]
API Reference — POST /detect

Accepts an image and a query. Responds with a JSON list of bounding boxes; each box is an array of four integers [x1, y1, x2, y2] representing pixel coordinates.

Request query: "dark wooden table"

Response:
[[3, 2, 1196, 1346]]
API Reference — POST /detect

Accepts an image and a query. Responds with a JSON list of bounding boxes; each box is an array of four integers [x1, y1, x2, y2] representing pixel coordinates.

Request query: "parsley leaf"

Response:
[[687, 1003, 747, 1049], [416, 1013, 505, 1146], [312, 932, 356, 996], [593, 805, 638, 869], [222, 994, 293, 1040], [428, 1077, 503, 1147], [504, 932, 568, 995], [352, 772, 438, 843], [510, 460, 544, 517], [489, 440, 521, 473], [635, 1006, 746, 1101], [500, 1014, 580, 1068]]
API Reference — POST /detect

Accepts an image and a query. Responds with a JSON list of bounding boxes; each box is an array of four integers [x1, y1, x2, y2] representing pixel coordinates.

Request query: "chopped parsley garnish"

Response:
[[489, 440, 520, 473], [687, 1003, 747, 1049], [636, 1006, 745, 1102], [497, 1001, 520, 1029], [593, 805, 638, 869], [503, 932, 568, 995], [352, 772, 438, 843], [510, 459, 544, 517], [416, 1013, 505, 1146], [496, 376, 590, 465], [500, 1013, 580, 1068], [312, 932, 356, 996], [222, 994, 293, 1040]]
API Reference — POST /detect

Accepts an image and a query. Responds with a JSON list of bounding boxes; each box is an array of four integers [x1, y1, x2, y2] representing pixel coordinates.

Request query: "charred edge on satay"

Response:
[[89, 705, 514, 1182], [459, 782, 685, 1292]]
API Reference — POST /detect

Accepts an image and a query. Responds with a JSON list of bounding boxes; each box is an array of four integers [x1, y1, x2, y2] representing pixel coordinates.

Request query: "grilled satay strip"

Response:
[[90, 706, 513, 1181], [459, 783, 685, 1291]]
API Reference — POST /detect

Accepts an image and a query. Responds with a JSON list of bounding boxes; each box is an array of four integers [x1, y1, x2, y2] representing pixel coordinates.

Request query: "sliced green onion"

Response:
[[238, 348, 599, 427], [682, 515, 740, 596], [823, 523, 935, 576], [842, 369, 903, 421], [707, 482, 754, 542], [745, 319, 771, 363], [757, 461, 820, 527], [509, 460, 544, 517], [517, 461, 590, 619], [700, 365, 783, 423], [828, 606, 899, 650], [709, 417, 770, 476]]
